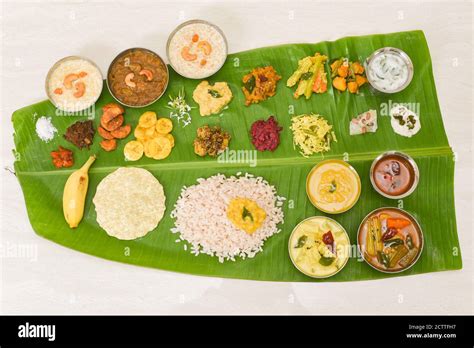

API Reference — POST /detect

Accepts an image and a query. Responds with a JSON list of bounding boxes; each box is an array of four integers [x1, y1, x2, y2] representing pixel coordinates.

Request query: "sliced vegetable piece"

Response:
[[332, 76, 347, 92], [355, 74, 367, 87], [374, 217, 383, 252], [287, 56, 313, 87], [98, 126, 114, 140], [366, 218, 376, 257], [382, 227, 398, 241], [387, 218, 411, 229], [351, 61, 365, 74], [123, 140, 144, 161], [383, 238, 404, 248], [378, 251, 390, 268], [99, 139, 117, 152], [155, 118, 173, 135], [389, 245, 409, 268], [337, 64, 349, 78], [347, 81, 358, 93], [330, 59, 343, 77], [110, 124, 131, 139], [399, 248, 418, 267], [406, 235, 414, 249], [138, 111, 157, 128], [312, 66, 327, 93], [102, 114, 124, 132]]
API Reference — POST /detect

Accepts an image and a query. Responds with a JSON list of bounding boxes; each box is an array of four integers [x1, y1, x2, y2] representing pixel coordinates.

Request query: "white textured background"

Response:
[[0, 0, 472, 314]]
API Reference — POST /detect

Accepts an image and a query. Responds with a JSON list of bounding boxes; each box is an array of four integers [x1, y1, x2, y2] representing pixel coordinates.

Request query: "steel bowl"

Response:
[[106, 47, 169, 108], [288, 216, 350, 279], [166, 19, 228, 79], [306, 159, 361, 214], [45, 55, 104, 113], [370, 151, 419, 199], [365, 47, 414, 94], [357, 207, 424, 274]]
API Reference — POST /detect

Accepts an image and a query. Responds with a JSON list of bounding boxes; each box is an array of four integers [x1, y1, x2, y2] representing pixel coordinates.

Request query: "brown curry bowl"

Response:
[[106, 47, 169, 108]]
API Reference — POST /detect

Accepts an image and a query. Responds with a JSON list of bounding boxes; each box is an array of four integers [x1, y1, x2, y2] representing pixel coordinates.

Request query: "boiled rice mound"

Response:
[[170, 173, 285, 262]]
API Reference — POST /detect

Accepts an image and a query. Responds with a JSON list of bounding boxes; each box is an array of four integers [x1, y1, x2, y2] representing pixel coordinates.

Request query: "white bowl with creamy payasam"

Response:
[[46, 56, 103, 113], [167, 20, 228, 79]]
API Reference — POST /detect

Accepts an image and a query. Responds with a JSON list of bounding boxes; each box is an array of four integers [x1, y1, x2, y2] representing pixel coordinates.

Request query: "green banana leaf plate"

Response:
[[12, 30, 462, 281]]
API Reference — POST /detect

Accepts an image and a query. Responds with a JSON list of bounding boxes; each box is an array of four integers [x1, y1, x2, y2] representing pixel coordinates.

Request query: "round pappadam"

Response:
[[93, 167, 166, 240]]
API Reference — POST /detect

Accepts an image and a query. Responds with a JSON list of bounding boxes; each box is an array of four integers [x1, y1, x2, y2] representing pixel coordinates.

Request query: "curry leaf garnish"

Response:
[[295, 235, 307, 248], [394, 115, 406, 126], [329, 180, 337, 193], [319, 256, 335, 266], [301, 72, 313, 80], [243, 75, 256, 93], [242, 206, 254, 222], [208, 89, 222, 98]]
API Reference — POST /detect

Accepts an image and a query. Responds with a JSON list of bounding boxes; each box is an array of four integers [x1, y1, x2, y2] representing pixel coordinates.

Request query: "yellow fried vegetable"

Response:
[[337, 65, 349, 78], [134, 126, 149, 140], [348, 81, 358, 94], [154, 137, 172, 160], [143, 139, 155, 158], [135, 125, 155, 140], [351, 62, 365, 74], [124, 140, 144, 161], [155, 118, 173, 135], [163, 133, 175, 147], [355, 74, 367, 87], [138, 111, 157, 128], [132, 115, 174, 160], [332, 76, 347, 92], [330, 59, 343, 73], [145, 137, 172, 160], [145, 127, 156, 137]]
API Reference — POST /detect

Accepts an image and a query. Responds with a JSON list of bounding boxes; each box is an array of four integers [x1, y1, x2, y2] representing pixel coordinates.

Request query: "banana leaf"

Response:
[[11, 30, 462, 281]]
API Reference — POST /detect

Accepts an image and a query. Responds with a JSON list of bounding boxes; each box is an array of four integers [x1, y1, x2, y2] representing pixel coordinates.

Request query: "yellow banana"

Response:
[[63, 155, 96, 228]]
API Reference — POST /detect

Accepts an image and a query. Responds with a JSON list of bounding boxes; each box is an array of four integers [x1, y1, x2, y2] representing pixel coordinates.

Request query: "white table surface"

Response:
[[1, 0, 472, 315]]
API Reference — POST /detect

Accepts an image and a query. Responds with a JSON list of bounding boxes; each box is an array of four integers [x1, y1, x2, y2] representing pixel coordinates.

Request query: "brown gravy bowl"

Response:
[[107, 48, 169, 108], [370, 151, 419, 199]]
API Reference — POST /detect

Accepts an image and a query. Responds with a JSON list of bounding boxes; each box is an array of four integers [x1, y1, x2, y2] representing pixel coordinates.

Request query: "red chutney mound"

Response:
[[250, 116, 282, 152], [50, 146, 74, 168]]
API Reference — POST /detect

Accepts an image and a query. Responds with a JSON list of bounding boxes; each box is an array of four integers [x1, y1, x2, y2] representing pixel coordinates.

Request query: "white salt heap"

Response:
[[35, 116, 57, 142]]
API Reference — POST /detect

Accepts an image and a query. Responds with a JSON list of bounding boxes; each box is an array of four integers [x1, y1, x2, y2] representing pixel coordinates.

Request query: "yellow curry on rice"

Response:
[[226, 198, 266, 234]]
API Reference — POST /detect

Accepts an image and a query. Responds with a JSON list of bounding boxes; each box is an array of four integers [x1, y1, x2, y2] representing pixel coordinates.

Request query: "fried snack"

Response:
[[193, 125, 230, 157]]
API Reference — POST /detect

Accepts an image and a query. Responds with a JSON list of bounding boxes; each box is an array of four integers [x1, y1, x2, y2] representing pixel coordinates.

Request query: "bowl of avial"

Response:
[[288, 216, 350, 278], [306, 159, 361, 214]]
